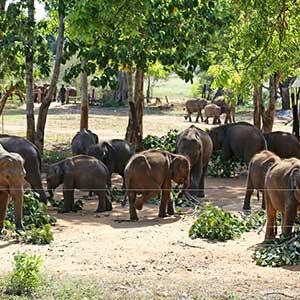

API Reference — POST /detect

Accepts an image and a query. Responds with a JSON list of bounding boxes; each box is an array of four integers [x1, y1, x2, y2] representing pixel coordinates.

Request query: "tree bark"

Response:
[[35, 3, 65, 153], [80, 59, 89, 130], [279, 77, 293, 110], [25, 0, 35, 143], [146, 76, 151, 103], [125, 68, 144, 151], [0, 85, 16, 115], [253, 84, 262, 130], [262, 72, 280, 133], [291, 92, 299, 140]]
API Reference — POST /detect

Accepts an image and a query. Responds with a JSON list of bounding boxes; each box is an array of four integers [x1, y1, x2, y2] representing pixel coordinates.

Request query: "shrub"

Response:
[[143, 129, 178, 152], [208, 151, 244, 178], [189, 204, 264, 241], [23, 224, 54, 245], [254, 230, 300, 267], [7, 252, 43, 295], [48, 196, 84, 213]]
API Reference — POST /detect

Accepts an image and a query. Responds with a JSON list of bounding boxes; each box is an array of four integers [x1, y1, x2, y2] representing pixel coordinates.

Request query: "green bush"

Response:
[[23, 224, 54, 245], [189, 204, 264, 241], [48, 196, 84, 213], [7, 252, 43, 295], [143, 129, 178, 152], [254, 229, 300, 267], [208, 151, 244, 178]]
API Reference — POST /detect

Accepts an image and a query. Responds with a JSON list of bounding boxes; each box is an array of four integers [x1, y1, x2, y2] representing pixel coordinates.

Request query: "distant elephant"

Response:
[[184, 98, 207, 122], [263, 131, 300, 159], [209, 122, 267, 164], [264, 158, 300, 240], [0, 145, 26, 233], [176, 125, 213, 197], [124, 149, 190, 221], [71, 129, 99, 155], [213, 96, 236, 124], [204, 103, 221, 124], [87, 139, 133, 186], [0, 134, 47, 204], [47, 155, 112, 213], [66, 87, 77, 104], [243, 150, 280, 211]]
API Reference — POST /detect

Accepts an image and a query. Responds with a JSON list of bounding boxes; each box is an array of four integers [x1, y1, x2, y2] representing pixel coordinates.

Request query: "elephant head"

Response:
[[47, 162, 64, 197], [209, 126, 225, 151], [0, 152, 26, 232], [169, 154, 190, 189]]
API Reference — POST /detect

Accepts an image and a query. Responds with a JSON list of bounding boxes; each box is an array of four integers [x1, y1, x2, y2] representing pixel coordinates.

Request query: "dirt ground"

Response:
[[0, 103, 300, 299]]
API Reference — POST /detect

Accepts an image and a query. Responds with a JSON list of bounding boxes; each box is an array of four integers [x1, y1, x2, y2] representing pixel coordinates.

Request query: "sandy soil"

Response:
[[0, 103, 299, 299]]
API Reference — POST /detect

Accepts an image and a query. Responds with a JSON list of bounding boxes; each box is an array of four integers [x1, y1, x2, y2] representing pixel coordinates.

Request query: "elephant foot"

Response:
[[130, 215, 139, 222], [198, 191, 205, 198], [61, 209, 72, 213], [158, 211, 167, 218], [95, 208, 106, 213], [242, 208, 251, 215], [167, 209, 175, 216]]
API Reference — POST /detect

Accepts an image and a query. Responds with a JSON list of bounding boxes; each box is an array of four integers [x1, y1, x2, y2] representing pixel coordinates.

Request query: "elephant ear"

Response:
[[93, 133, 99, 144], [289, 167, 300, 190]]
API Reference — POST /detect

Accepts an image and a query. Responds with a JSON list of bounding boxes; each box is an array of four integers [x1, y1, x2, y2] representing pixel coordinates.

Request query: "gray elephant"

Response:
[[47, 155, 112, 213], [263, 131, 300, 159], [124, 149, 190, 221], [204, 103, 221, 124], [0, 145, 26, 233], [209, 122, 267, 164], [243, 150, 280, 211], [184, 98, 207, 123], [264, 158, 300, 240], [71, 129, 99, 155], [0, 134, 47, 203], [176, 126, 213, 197], [213, 96, 236, 124], [87, 139, 133, 186]]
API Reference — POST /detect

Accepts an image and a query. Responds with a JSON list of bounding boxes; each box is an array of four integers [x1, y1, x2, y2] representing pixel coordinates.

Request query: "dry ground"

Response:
[[0, 102, 299, 299]]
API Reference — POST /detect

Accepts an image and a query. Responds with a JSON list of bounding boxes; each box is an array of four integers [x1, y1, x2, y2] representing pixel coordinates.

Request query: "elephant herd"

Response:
[[184, 96, 236, 125], [1, 122, 300, 242]]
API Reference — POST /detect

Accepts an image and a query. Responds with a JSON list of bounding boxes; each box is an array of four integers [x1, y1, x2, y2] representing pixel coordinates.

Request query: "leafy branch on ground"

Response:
[[189, 204, 265, 242], [48, 197, 84, 213], [208, 151, 245, 178]]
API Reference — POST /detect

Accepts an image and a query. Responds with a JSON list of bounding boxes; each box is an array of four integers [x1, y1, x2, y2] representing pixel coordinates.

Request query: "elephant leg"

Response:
[[200, 110, 204, 122], [62, 175, 74, 213], [25, 172, 47, 204], [135, 191, 159, 210], [261, 192, 266, 210], [204, 118, 208, 124], [12, 190, 24, 230], [195, 111, 200, 123], [128, 192, 138, 221], [188, 113, 192, 122], [212, 116, 217, 125], [0, 192, 9, 233], [283, 203, 297, 237], [243, 176, 254, 211], [221, 141, 232, 162], [95, 192, 106, 213], [159, 179, 172, 217], [264, 193, 276, 240]]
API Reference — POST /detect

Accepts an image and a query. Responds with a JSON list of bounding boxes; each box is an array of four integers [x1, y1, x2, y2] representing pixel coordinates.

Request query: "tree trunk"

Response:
[[25, 0, 35, 143], [35, 3, 65, 153], [291, 92, 299, 140], [262, 72, 280, 133], [0, 85, 16, 115], [253, 84, 262, 130], [125, 68, 144, 151], [146, 76, 151, 103], [0, 0, 5, 11], [80, 60, 89, 130]]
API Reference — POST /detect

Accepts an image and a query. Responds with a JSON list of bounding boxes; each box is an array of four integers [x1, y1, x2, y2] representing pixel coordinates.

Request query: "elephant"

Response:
[[0, 134, 47, 203], [71, 129, 99, 155], [123, 149, 190, 221], [263, 131, 300, 159], [204, 103, 221, 124], [242, 150, 280, 211], [66, 87, 77, 104], [213, 96, 236, 124], [87, 139, 133, 186], [264, 158, 300, 240], [176, 125, 213, 197], [209, 122, 267, 164], [47, 155, 112, 213], [184, 98, 207, 123], [0, 145, 26, 233]]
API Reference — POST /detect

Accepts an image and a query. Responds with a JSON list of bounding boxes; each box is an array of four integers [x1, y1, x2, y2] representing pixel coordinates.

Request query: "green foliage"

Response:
[[6, 192, 56, 229], [254, 229, 300, 267], [208, 151, 244, 178], [48, 197, 84, 213], [42, 148, 70, 169], [7, 252, 43, 295], [111, 187, 125, 203], [189, 204, 264, 242], [143, 129, 178, 153], [22, 224, 54, 245]]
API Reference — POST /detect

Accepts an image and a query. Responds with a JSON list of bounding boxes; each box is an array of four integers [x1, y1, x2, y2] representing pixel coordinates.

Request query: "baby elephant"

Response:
[[124, 149, 190, 221], [204, 103, 221, 124], [264, 158, 300, 240], [0, 146, 26, 233], [243, 150, 280, 211], [71, 129, 99, 155], [47, 155, 112, 213], [184, 98, 207, 123]]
